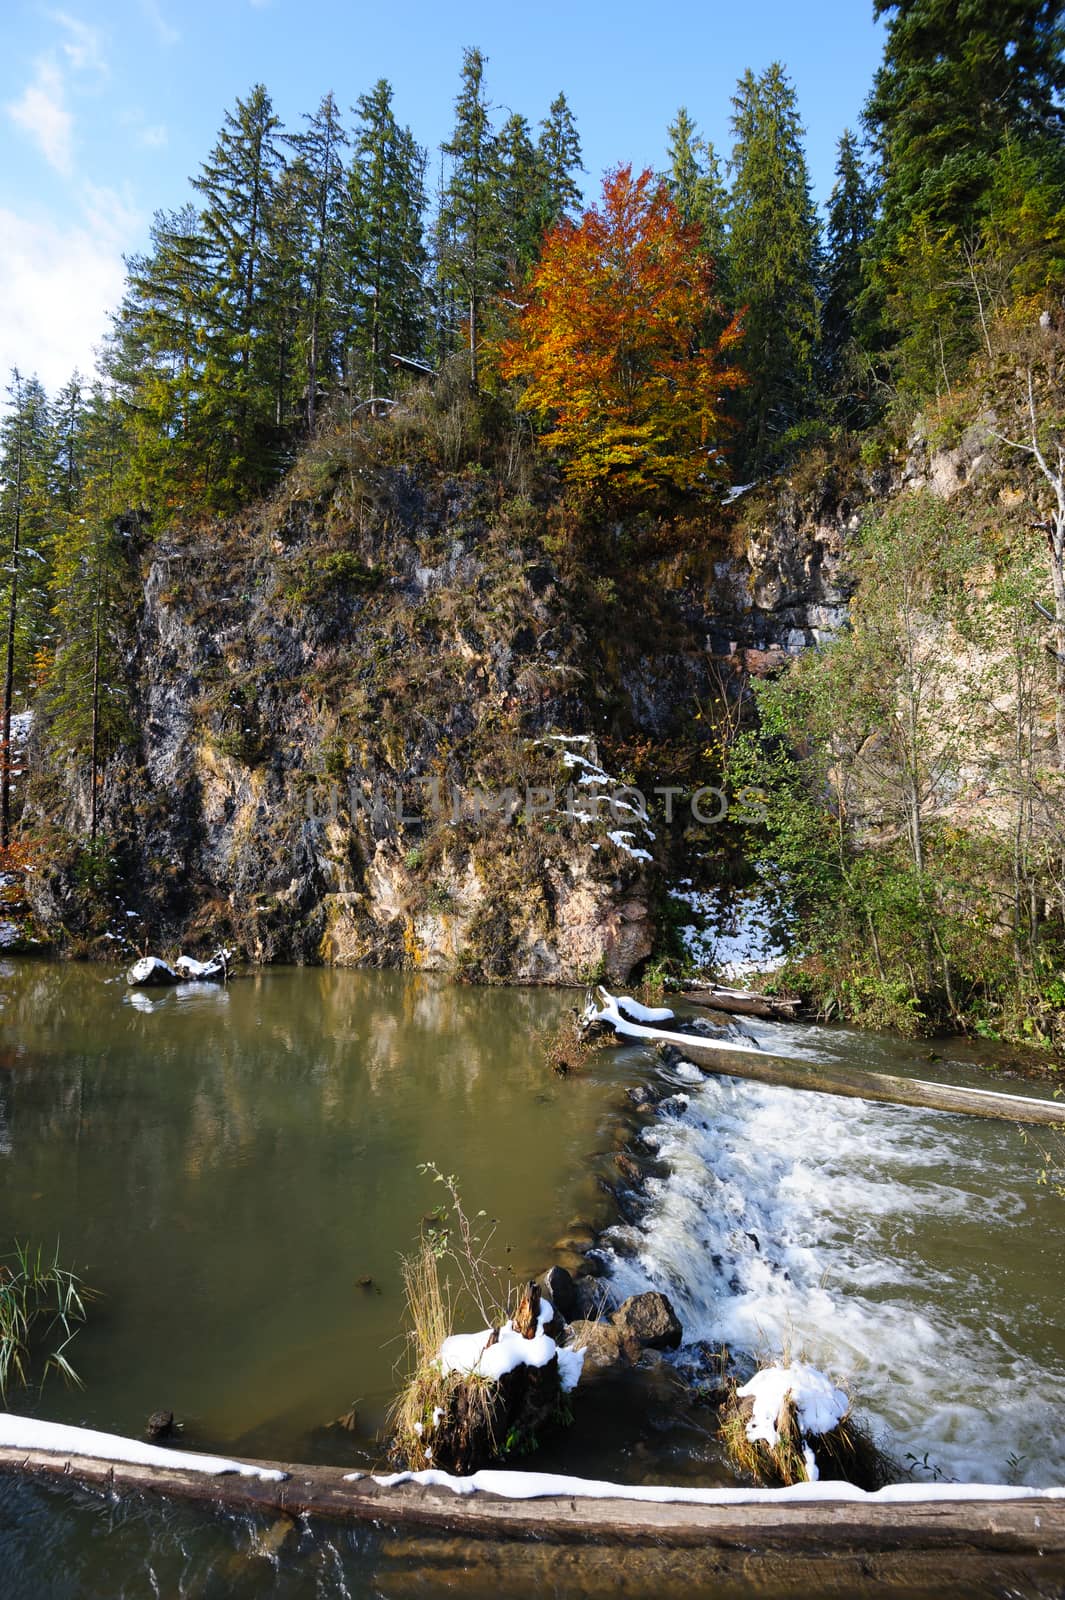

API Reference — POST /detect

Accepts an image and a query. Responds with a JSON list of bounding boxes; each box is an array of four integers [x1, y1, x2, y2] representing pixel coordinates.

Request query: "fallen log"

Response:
[[679, 986, 803, 1021], [2, 1444, 1065, 1556], [586, 990, 1065, 1128]]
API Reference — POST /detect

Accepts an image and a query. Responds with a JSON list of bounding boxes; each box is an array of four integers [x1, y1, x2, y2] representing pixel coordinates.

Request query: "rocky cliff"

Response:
[[21, 414, 869, 981]]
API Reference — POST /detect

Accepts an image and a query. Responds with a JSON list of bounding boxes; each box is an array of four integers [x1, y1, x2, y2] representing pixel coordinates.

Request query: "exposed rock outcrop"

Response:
[[22, 441, 867, 976]]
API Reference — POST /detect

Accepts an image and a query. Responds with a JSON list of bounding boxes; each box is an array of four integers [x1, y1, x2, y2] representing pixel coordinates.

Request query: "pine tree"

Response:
[[343, 79, 428, 401], [822, 129, 877, 407], [537, 92, 583, 223], [1, 371, 52, 844], [438, 48, 500, 384], [726, 63, 822, 470], [284, 92, 349, 430]]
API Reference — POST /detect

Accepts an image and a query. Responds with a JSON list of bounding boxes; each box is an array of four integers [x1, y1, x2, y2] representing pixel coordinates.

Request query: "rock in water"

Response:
[[127, 957, 179, 987], [539, 1265, 578, 1322], [611, 1291, 683, 1350], [563, 1319, 639, 1375]]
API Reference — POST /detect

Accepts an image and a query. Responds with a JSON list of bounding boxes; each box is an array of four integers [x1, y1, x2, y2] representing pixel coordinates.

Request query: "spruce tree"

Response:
[[665, 108, 730, 288], [284, 92, 349, 430], [50, 371, 86, 513], [343, 79, 428, 401], [1, 371, 52, 845], [726, 63, 822, 470], [822, 129, 877, 409], [192, 84, 286, 498], [47, 386, 133, 842], [114, 205, 214, 508], [865, 0, 1065, 252], [537, 92, 583, 222], [438, 48, 500, 384], [497, 113, 549, 278]]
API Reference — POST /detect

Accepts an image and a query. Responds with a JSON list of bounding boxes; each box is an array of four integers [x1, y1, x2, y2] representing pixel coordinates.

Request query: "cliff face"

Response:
[[22, 436, 864, 980]]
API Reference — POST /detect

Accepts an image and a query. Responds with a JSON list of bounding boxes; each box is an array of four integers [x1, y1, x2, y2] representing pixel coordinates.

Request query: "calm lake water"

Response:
[[1, 959, 1063, 1598]]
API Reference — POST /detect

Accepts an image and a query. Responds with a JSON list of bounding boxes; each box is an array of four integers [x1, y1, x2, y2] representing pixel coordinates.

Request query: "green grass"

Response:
[[0, 1241, 93, 1399]]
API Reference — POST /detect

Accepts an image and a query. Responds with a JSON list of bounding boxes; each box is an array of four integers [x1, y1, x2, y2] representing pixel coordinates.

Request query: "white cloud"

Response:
[[138, 122, 168, 148], [139, 0, 180, 46], [6, 57, 74, 175], [52, 12, 108, 80], [0, 194, 139, 391]]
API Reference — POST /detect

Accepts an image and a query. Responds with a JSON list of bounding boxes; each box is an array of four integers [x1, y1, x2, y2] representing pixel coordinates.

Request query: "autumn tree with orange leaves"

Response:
[[498, 165, 744, 498]]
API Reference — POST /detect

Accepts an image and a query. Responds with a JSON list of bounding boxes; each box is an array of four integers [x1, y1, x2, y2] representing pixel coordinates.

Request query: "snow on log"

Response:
[[0, 1414, 285, 1481]]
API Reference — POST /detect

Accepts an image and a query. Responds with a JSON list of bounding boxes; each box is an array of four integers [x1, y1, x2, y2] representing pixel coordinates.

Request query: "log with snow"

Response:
[[582, 987, 763, 1056], [582, 989, 1065, 1126]]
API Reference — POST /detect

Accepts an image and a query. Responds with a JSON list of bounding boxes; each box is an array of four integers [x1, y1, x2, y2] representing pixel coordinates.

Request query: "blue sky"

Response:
[[1, 0, 887, 393]]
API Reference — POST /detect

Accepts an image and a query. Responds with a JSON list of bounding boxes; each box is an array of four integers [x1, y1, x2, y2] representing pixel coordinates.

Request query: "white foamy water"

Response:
[[603, 1064, 1065, 1486]]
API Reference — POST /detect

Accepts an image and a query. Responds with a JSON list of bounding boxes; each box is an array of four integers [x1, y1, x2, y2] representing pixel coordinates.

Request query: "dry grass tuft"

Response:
[[539, 1013, 597, 1076]]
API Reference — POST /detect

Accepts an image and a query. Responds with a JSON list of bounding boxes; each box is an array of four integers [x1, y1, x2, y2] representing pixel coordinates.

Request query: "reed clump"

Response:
[[388, 1167, 512, 1471], [539, 1014, 596, 1076], [0, 1241, 93, 1399]]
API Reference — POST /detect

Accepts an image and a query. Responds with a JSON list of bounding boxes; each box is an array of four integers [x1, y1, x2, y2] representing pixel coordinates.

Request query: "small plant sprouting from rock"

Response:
[[0, 1241, 94, 1399]]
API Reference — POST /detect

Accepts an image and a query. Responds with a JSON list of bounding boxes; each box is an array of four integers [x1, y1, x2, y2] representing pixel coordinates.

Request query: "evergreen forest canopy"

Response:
[[3, 3, 1065, 1044]]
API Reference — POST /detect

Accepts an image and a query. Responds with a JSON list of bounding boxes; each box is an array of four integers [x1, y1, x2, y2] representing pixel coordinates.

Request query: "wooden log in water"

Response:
[[678, 987, 803, 1021], [589, 993, 1063, 1127], [655, 1036, 1065, 1127], [1, 1446, 1064, 1555]]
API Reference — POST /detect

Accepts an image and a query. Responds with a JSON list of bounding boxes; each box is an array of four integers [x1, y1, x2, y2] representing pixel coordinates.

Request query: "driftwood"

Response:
[[679, 987, 803, 1022], [2, 1445, 1064, 1557]]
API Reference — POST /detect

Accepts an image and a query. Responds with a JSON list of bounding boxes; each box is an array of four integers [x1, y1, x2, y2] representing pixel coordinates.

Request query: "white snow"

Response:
[[437, 1298, 584, 1395], [363, 1466, 1065, 1505], [669, 886, 789, 980], [586, 989, 763, 1057], [615, 996, 675, 1025], [737, 1363, 849, 1449], [127, 956, 177, 985], [0, 1414, 286, 1482], [723, 482, 757, 505], [607, 831, 652, 863]]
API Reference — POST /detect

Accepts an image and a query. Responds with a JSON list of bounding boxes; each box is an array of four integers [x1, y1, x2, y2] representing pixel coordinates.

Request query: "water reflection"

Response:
[[0, 961, 606, 1467]]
